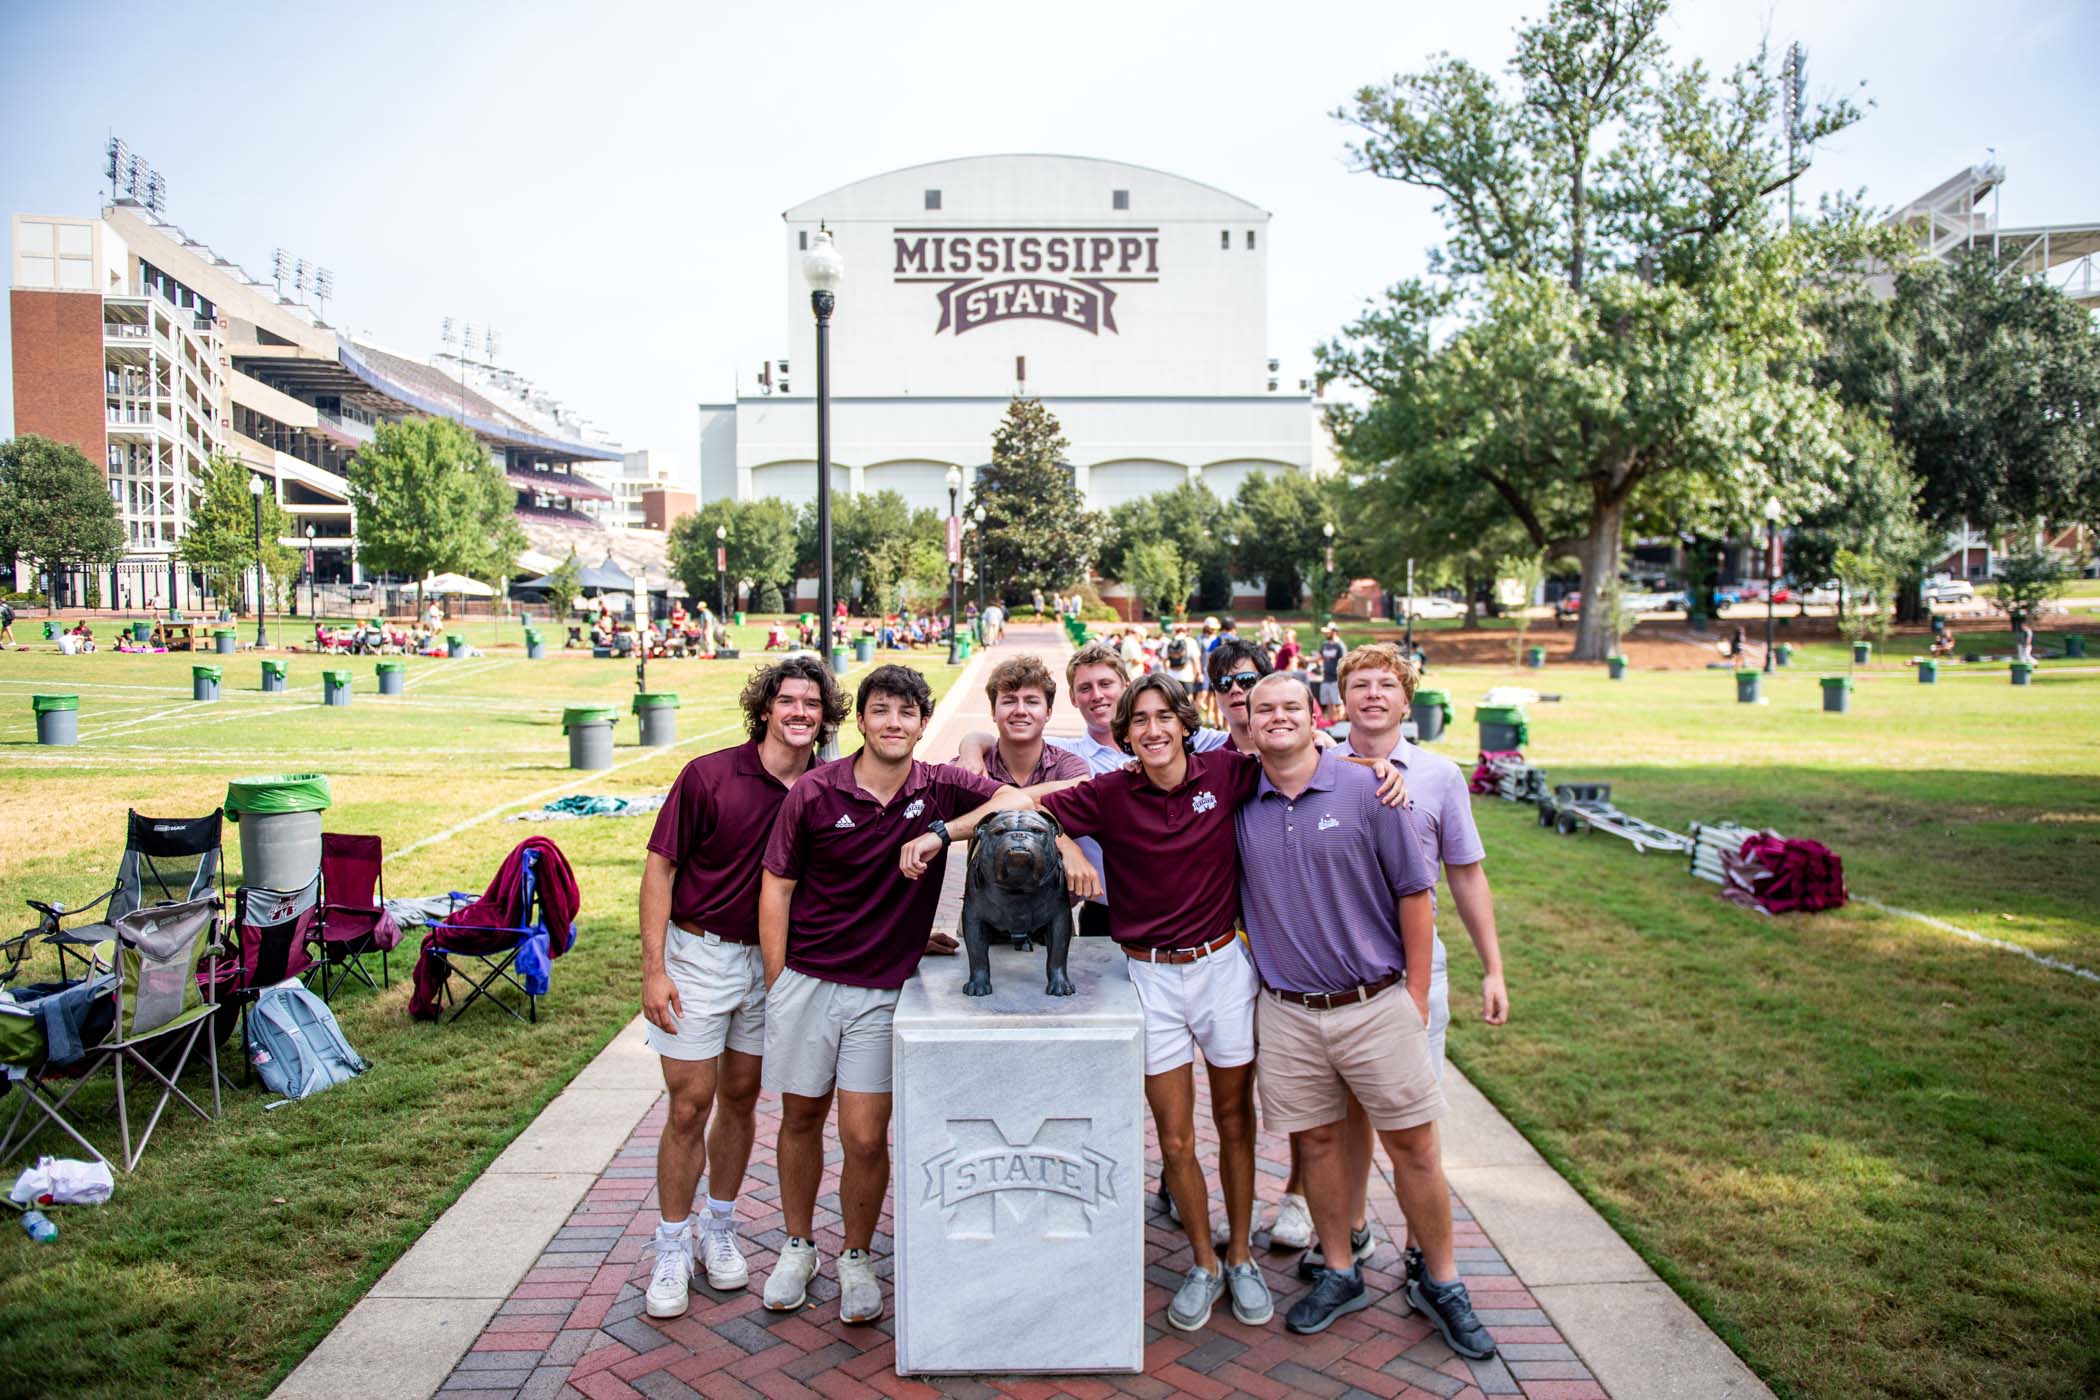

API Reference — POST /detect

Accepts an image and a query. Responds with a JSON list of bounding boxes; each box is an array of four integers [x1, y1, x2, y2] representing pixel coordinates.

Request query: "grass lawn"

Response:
[[0, 642, 964, 1400]]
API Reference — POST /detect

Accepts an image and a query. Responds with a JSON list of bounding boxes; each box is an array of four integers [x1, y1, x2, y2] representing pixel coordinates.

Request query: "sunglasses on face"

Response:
[[1219, 671, 1264, 693]]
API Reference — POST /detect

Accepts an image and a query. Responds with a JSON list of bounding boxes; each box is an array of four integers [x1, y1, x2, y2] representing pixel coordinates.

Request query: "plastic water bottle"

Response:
[[20, 1210, 57, 1243]]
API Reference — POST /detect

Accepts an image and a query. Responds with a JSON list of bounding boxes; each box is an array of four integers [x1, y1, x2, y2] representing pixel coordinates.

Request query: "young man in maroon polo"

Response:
[[978, 654, 1094, 789], [639, 656, 843, 1320], [756, 665, 1005, 1325]]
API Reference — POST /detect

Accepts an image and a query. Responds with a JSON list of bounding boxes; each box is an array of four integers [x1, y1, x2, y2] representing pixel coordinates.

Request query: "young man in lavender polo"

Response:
[[1235, 673, 1494, 1356], [639, 656, 843, 1320], [756, 666, 1009, 1325]]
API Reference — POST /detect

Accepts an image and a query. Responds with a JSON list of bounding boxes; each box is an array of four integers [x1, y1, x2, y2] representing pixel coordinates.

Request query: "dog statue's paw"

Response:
[[1045, 971, 1076, 997], [963, 974, 993, 996]]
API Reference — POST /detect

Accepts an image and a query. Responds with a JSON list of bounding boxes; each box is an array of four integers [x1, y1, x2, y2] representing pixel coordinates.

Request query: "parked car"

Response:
[[1399, 595, 1467, 621], [345, 581, 376, 603], [1924, 577, 1976, 606], [1799, 581, 1842, 607]]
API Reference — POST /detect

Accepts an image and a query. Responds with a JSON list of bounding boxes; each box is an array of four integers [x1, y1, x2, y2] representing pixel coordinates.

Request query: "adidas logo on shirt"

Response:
[[834, 814, 856, 829]]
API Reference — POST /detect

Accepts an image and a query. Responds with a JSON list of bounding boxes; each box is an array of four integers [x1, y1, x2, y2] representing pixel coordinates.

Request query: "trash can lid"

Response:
[[192, 664, 222, 681], [1606, 654, 1628, 664], [225, 772, 331, 821], [632, 692, 681, 711], [1414, 688, 1450, 705], [322, 668, 352, 684], [446, 632, 464, 642], [523, 627, 543, 639], [1821, 675, 1853, 689], [374, 659, 406, 673], [562, 704, 618, 732], [31, 694, 78, 712], [212, 627, 237, 636], [1474, 703, 1528, 722], [260, 659, 287, 675]]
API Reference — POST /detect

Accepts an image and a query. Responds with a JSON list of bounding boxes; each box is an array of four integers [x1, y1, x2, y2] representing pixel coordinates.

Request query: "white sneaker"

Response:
[[644, 1234, 694, 1319], [837, 1247, 884, 1325], [1268, 1193, 1314, 1250], [763, 1236, 819, 1311], [700, 1217, 749, 1291]]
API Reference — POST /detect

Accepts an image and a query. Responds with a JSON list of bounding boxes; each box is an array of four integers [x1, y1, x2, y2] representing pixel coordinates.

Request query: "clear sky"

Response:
[[3, 0, 2095, 486]]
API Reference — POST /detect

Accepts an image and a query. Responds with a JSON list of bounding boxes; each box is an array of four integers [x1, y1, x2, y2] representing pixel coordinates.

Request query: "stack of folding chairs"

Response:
[[1471, 750, 1549, 805]]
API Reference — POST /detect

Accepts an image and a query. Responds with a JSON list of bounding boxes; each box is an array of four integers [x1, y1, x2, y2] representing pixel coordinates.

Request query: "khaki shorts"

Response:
[[1254, 986, 1445, 1135], [643, 928, 766, 1062], [760, 967, 901, 1097]]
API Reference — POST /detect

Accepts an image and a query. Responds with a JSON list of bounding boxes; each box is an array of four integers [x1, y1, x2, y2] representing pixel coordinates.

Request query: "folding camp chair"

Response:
[[426, 847, 549, 1025], [42, 810, 226, 982], [308, 834, 402, 1002], [0, 895, 222, 1171]]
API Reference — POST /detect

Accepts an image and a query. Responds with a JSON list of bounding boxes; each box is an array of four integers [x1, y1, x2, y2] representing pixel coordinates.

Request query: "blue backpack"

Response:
[[248, 983, 368, 1103]]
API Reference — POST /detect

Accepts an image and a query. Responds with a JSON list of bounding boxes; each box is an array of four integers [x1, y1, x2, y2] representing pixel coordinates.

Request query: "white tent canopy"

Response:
[[421, 572, 495, 597]]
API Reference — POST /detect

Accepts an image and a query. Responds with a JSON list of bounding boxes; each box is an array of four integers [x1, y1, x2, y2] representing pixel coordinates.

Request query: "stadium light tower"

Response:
[[803, 226, 846, 724]]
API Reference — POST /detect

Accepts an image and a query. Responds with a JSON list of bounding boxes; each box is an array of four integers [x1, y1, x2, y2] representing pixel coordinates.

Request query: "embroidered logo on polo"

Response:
[[923, 1116, 1118, 1240], [833, 814, 856, 829], [903, 799, 925, 820], [1191, 791, 1217, 815], [1318, 815, 1340, 831]]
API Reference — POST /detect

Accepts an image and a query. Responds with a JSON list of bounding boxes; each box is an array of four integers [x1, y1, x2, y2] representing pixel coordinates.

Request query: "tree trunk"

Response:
[[1462, 569, 1481, 630], [1571, 498, 1626, 661]]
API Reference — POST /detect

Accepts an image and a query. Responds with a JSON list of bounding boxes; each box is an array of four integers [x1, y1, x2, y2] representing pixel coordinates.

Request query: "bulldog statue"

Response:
[[960, 809, 1075, 998]]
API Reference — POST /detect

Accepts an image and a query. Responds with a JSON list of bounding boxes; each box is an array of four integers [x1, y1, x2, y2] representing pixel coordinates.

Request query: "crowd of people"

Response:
[[633, 628, 1509, 1355], [589, 599, 736, 659]]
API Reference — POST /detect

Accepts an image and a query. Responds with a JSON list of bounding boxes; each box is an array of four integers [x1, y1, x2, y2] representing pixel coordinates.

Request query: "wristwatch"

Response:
[[926, 819, 951, 849]]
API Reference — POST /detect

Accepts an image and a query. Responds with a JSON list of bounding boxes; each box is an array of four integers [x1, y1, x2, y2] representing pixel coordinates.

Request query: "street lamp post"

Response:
[[803, 227, 846, 756], [714, 523, 728, 621], [1322, 522, 1336, 619], [945, 467, 963, 664], [1763, 496, 1783, 673], [249, 474, 268, 648], [305, 525, 317, 621], [972, 505, 986, 615]]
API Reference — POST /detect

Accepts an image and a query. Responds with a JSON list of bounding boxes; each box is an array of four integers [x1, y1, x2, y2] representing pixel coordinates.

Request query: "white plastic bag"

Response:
[[9, 1155, 115, 1206]]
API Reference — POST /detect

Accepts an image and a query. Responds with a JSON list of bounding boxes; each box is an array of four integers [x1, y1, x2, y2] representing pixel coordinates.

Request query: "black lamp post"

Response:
[[1322, 521, 1336, 619], [714, 523, 728, 621], [1762, 496, 1782, 673], [305, 525, 317, 620], [972, 504, 986, 616], [249, 473, 268, 648], [946, 466, 963, 664], [804, 226, 845, 756]]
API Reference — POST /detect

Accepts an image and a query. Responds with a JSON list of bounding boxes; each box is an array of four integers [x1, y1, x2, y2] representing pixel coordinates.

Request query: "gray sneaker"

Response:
[[837, 1248, 884, 1325], [1223, 1260, 1274, 1326], [1166, 1265, 1224, 1331]]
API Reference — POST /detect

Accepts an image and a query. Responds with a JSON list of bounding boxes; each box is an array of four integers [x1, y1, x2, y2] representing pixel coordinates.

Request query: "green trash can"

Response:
[[1918, 659, 1938, 685], [261, 659, 288, 693], [445, 632, 466, 659], [854, 637, 875, 664], [132, 620, 151, 643], [1525, 645, 1545, 669], [2065, 635, 2087, 658], [214, 627, 237, 655], [192, 664, 222, 702], [735, 611, 746, 627], [225, 773, 332, 890], [1411, 688, 1451, 742], [32, 693, 78, 746], [1735, 670, 1761, 704], [1776, 643, 1793, 667], [375, 659, 405, 696], [1475, 704, 1529, 751], [42, 621, 56, 640], [1821, 675, 1852, 713], [633, 692, 680, 747], [2010, 661, 2034, 687], [830, 644, 852, 676], [1606, 655, 1627, 680], [563, 704, 617, 769], [1852, 641, 1872, 665], [524, 628, 545, 660], [323, 668, 352, 707]]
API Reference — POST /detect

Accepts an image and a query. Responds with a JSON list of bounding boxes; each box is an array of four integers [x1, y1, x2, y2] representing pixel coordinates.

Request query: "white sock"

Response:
[[655, 1216, 689, 1242], [704, 1195, 735, 1219]]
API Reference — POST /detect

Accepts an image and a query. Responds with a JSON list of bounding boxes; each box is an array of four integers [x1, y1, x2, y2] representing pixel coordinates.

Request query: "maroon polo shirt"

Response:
[[645, 741, 806, 943], [1039, 748, 1262, 951], [763, 755, 1003, 989], [984, 740, 1092, 788]]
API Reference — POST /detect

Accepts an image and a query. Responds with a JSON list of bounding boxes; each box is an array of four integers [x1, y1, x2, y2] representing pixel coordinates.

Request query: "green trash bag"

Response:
[[225, 772, 332, 822]]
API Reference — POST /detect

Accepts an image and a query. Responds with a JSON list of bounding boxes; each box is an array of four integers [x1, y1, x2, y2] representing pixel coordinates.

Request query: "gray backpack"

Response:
[[248, 983, 368, 1103]]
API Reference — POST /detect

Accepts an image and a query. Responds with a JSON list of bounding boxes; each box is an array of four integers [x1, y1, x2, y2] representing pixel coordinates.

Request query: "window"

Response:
[[1113, 189, 1129, 211], [1246, 230, 1256, 250], [925, 189, 942, 210], [1220, 230, 1230, 249], [798, 230, 808, 250]]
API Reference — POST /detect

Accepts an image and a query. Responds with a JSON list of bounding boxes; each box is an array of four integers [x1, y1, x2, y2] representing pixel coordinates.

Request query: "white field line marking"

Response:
[[402, 658, 509, 692], [384, 722, 737, 865], [1855, 897, 2099, 984]]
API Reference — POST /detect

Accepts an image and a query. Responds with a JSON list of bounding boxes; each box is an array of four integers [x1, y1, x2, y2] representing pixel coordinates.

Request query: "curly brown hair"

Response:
[[1110, 672, 1200, 756], [985, 655, 1058, 709], [740, 655, 846, 748]]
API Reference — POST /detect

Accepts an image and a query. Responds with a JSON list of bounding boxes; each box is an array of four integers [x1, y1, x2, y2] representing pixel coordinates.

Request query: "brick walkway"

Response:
[[436, 627, 1610, 1400]]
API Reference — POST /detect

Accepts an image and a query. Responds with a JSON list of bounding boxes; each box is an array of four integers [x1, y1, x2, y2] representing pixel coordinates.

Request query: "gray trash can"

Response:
[[33, 694, 78, 746], [213, 629, 237, 655], [1821, 676, 1851, 713], [323, 669, 352, 706], [633, 693, 680, 747], [1918, 660, 1938, 685], [261, 660, 288, 693], [1410, 689, 1450, 743], [446, 632, 465, 659], [1607, 656, 1627, 680], [524, 629, 545, 660], [376, 660, 405, 696], [564, 706, 617, 769], [1735, 670, 1761, 704], [225, 774, 331, 892], [2066, 635, 2088, 659], [1524, 646, 1545, 669], [1475, 704, 1528, 752], [855, 638, 875, 664], [2010, 662, 2034, 687], [193, 665, 222, 702], [1852, 641, 1872, 665]]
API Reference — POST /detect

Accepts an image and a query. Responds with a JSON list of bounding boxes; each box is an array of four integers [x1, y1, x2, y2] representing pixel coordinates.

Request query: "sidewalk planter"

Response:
[[1411, 688, 1451, 742], [376, 659, 406, 695], [213, 628, 237, 656], [1735, 670, 1762, 704], [192, 665, 222, 702], [632, 692, 680, 747], [1776, 643, 1793, 667], [562, 705, 617, 770], [2010, 662, 2034, 687], [1851, 641, 1872, 665], [225, 773, 331, 891], [261, 659, 288, 693], [1524, 645, 1546, 669], [1476, 703, 1530, 752], [2066, 635, 2088, 658], [1606, 655, 1627, 680], [524, 628, 545, 660], [131, 621, 152, 643], [322, 669, 352, 707], [1917, 659, 1938, 685], [1821, 675, 1852, 713], [32, 694, 78, 746], [445, 632, 466, 659]]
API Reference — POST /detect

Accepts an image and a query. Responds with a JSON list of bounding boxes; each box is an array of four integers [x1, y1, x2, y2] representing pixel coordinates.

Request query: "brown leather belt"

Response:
[[1123, 929, 1240, 965], [1266, 969, 1402, 1010]]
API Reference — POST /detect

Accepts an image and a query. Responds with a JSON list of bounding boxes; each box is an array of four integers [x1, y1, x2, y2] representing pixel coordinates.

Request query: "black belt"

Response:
[[1265, 969, 1402, 1010]]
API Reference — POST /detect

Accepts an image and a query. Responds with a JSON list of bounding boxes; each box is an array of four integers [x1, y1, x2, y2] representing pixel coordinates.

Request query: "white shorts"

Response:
[[643, 928, 766, 1062], [760, 967, 901, 1097], [1125, 940, 1259, 1077]]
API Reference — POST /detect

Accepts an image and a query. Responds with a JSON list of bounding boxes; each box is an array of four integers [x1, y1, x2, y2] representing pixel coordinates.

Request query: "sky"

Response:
[[3, 0, 2095, 487]]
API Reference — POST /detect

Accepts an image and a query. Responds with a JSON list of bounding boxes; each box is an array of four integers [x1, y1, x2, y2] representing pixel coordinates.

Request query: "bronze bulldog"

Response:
[[960, 809, 1075, 998]]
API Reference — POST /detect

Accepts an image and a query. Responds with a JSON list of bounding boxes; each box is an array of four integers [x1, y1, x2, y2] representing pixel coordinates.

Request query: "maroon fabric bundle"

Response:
[[408, 837, 580, 1019], [1721, 833, 1848, 914], [1470, 750, 1524, 795]]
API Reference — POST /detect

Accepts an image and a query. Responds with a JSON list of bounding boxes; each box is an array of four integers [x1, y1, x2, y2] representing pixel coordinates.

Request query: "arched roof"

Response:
[[783, 154, 1268, 222]]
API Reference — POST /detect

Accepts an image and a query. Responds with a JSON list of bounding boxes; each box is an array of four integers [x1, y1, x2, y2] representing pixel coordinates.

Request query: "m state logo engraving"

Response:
[[894, 227, 1161, 338], [922, 1117, 1118, 1240]]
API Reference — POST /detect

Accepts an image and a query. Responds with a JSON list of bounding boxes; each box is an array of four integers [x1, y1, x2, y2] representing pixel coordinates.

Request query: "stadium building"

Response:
[[698, 154, 1334, 523]]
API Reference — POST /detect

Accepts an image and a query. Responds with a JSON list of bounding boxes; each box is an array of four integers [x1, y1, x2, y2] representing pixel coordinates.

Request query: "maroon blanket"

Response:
[[1722, 833, 1848, 914], [408, 837, 580, 1019]]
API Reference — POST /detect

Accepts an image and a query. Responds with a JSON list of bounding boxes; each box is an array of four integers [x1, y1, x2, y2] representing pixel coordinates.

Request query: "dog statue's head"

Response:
[[975, 809, 1062, 890]]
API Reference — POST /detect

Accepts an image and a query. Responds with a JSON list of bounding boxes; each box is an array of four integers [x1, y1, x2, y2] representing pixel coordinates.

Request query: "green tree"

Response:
[[1124, 539, 1193, 620], [0, 434, 125, 598], [542, 550, 584, 622], [1783, 409, 1936, 616], [348, 417, 523, 609], [975, 397, 1105, 603], [1833, 547, 1895, 646], [178, 453, 299, 609], [792, 489, 945, 612], [671, 497, 799, 612], [1229, 471, 1332, 610], [1101, 484, 1232, 610], [1993, 531, 2073, 629], [1318, 0, 1870, 658]]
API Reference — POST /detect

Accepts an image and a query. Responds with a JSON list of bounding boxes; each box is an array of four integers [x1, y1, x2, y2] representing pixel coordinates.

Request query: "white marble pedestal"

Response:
[[893, 940, 1144, 1375]]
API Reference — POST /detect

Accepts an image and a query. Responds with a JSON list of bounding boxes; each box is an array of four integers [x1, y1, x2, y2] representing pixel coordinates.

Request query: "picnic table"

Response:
[[152, 621, 203, 652]]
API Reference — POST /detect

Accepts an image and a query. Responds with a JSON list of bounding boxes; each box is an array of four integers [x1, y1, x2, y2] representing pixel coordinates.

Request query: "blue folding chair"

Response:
[[426, 847, 552, 1025]]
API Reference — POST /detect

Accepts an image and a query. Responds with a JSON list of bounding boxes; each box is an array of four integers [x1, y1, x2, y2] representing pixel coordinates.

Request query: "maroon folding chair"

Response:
[[309, 834, 403, 1003]]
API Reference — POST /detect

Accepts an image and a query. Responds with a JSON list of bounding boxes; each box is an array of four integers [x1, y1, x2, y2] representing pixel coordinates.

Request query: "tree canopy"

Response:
[[178, 453, 300, 607], [348, 416, 524, 600], [1100, 483, 1232, 613], [670, 497, 799, 611], [975, 397, 1105, 604], [0, 434, 125, 585]]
